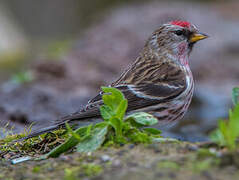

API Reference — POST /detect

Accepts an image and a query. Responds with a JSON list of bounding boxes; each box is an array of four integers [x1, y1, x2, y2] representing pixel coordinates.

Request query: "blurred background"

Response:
[[0, 0, 238, 141]]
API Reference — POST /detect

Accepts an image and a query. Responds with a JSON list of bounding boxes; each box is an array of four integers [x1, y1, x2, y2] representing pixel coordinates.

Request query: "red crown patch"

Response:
[[170, 21, 191, 28]]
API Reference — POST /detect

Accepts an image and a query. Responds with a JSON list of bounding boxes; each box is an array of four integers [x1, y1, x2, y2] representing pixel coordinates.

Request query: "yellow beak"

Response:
[[190, 33, 208, 43]]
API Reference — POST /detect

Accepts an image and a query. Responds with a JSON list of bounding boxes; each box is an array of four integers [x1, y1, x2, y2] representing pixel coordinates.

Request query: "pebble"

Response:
[[59, 155, 70, 161], [101, 155, 111, 162], [128, 144, 135, 149], [187, 144, 199, 151], [112, 159, 121, 167]]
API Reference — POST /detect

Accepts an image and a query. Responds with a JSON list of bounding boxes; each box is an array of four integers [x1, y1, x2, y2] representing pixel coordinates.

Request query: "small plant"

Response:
[[0, 123, 14, 139], [210, 87, 239, 150], [11, 71, 34, 84], [46, 87, 161, 158], [232, 87, 239, 106]]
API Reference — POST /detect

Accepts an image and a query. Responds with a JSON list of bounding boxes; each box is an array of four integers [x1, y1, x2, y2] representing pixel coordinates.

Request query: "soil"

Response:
[[1, 141, 239, 180]]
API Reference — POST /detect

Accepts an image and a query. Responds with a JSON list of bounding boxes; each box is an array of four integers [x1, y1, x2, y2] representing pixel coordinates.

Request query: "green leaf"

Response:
[[124, 126, 152, 143], [100, 87, 127, 141], [109, 117, 123, 140], [94, 122, 109, 129], [116, 99, 128, 120], [101, 87, 124, 102], [101, 87, 126, 113], [77, 125, 108, 152], [210, 129, 225, 146], [210, 103, 239, 150], [210, 88, 239, 150], [86, 124, 93, 136], [227, 104, 239, 149], [232, 87, 239, 106], [100, 105, 113, 121], [46, 126, 89, 158], [66, 123, 81, 141], [143, 128, 161, 135], [126, 112, 158, 127]]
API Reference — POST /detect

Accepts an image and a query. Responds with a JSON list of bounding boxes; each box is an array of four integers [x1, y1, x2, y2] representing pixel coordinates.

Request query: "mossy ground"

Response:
[[1, 137, 239, 180]]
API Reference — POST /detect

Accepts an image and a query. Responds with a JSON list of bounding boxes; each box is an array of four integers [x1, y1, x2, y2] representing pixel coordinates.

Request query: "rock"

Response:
[[101, 155, 111, 162]]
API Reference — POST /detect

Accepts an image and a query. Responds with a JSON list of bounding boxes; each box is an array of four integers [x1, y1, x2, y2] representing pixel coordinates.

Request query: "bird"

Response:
[[21, 20, 208, 140]]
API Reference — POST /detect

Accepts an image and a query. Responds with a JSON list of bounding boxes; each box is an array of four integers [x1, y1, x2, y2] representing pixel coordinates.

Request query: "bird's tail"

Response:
[[15, 116, 100, 142], [15, 112, 82, 142]]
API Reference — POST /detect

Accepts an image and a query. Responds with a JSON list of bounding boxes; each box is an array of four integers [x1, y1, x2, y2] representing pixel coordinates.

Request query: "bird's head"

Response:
[[146, 20, 208, 66]]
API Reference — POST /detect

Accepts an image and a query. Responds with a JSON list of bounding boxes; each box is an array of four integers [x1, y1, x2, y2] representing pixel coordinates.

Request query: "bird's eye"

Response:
[[174, 30, 183, 36]]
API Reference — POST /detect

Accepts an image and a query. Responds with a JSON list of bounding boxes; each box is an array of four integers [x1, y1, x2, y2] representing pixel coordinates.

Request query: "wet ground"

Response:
[[1, 141, 239, 180]]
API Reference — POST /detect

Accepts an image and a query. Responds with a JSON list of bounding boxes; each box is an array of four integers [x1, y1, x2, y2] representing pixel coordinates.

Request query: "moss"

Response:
[[156, 147, 220, 173], [32, 166, 42, 173], [64, 163, 102, 180], [185, 153, 220, 173], [82, 163, 102, 176], [64, 168, 78, 180], [0, 129, 68, 157], [0, 173, 4, 179], [196, 148, 217, 159], [157, 161, 180, 170], [191, 159, 215, 172]]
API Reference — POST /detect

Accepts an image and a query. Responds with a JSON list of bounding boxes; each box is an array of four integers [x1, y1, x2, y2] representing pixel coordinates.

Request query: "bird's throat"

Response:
[[179, 55, 189, 66], [177, 42, 190, 66]]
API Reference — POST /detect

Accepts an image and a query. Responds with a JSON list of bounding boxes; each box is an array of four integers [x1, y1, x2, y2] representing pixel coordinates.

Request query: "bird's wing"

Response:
[[88, 82, 185, 113]]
